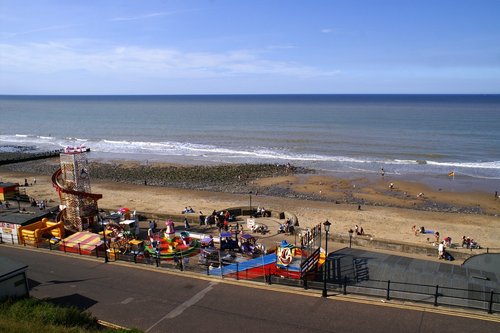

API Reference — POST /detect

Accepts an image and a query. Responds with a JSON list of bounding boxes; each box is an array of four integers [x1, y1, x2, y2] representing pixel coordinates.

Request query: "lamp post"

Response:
[[101, 217, 108, 263], [322, 219, 331, 297], [249, 191, 252, 216], [348, 229, 354, 248]]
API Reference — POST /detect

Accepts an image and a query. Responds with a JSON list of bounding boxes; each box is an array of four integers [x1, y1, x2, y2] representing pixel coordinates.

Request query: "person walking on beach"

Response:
[[184, 217, 190, 229]]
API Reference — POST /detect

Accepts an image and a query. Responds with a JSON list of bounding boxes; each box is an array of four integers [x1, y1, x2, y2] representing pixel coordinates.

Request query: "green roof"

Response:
[[0, 182, 19, 188], [0, 210, 53, 225], [0, 257, 28, 280]]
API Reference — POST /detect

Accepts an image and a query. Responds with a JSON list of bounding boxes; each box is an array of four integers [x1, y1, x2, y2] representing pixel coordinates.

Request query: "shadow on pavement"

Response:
[[45, 293, 98, 310]]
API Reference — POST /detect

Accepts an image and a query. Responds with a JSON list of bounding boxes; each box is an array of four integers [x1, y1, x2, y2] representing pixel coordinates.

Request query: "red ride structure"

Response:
[[52, 146, 102, 232]]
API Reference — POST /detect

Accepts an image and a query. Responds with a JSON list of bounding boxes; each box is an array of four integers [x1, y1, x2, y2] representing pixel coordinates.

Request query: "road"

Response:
[[1, 245, 499, 333]]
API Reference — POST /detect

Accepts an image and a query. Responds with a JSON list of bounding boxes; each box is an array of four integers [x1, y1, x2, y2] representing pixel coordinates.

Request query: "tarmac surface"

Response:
[[330, 248, 499, 311], [1, 245, 499, 333]]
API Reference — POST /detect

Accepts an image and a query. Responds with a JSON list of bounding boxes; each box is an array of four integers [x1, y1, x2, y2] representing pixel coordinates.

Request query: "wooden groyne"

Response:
[[0, 150, 64, 166]]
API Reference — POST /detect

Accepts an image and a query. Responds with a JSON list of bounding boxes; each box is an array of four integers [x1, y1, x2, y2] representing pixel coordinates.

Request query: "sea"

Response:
[[1, 95, 499, 191]]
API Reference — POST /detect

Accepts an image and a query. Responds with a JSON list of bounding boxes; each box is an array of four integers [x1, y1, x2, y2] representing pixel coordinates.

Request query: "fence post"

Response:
[[134, 253, 137, 264], [434, 285, 439, 306], [386, 280, 391, 300], [236, 262, 239, 280], [155, 252, 160, 267], [206, 264, 210, 276], [343, 276, 348, 295], [49, 240, 52, 251], [303, 275, 308, 290], [488, 290, 494, 314], [78, 243, 81, 256], [0, 232, 2, 244], [267, 267, 272, 285], [63, 241, 66, 253], [11, 234, 14, 244]]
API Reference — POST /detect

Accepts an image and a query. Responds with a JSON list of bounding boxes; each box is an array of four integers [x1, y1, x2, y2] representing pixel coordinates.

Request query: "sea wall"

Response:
[[330, 233, 477, 261], [0, 150, 62, 166]]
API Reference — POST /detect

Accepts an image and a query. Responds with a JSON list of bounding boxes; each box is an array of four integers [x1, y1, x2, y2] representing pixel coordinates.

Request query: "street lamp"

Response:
[[348, 229, 354, 248], [322, 219, 331, 297], [100, 217, 108, 263], [249, 191, 252, 216]]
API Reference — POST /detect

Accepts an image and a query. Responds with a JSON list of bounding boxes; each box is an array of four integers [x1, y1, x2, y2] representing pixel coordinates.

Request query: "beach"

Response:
[[1, 157, 499, 250]]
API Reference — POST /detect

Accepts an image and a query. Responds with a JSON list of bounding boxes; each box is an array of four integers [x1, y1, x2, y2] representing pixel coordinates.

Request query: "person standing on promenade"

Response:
[[438, 241, 445, 259], [199, 211, 204, 226]]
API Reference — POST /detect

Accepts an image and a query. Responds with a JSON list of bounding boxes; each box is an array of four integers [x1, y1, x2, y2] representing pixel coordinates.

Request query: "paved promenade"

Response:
[[1, 245, 499, 333]]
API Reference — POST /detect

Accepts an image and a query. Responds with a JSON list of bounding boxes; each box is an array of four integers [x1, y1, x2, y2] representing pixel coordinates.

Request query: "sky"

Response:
[[0, 0, 499, 95]]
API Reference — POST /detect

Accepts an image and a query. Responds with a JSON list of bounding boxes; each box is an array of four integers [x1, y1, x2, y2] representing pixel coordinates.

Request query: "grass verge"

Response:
[[0, 297, 142, 333]]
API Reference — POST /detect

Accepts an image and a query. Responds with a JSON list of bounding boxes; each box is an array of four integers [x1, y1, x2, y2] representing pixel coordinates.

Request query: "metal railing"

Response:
[[1, 232, 498, 314], [267, 274, 499, 314]]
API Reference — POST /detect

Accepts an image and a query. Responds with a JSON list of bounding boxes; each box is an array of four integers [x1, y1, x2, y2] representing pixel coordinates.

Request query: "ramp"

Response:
[[210, 253, 275, 277]]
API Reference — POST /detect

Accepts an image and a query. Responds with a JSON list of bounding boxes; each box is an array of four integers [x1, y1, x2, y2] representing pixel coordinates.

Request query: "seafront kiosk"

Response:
[[0, 209, 55, 245], [0, 257, 29, 301]]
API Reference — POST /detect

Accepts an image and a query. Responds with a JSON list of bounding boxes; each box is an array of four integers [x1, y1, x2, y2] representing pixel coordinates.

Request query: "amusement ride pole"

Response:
[[322, 220, 331, 297], [101, 217, 108, 263]]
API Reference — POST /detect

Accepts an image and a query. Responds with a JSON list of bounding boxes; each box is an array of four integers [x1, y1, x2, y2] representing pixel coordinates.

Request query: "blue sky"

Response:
[[1, 0, 499, 94]]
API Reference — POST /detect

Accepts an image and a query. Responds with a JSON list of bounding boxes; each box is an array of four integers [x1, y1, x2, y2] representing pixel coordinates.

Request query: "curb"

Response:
[[1, 243, 498, 323]]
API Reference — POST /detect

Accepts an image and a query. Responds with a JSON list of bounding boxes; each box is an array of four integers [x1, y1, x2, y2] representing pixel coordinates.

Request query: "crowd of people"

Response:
[[461, 236, 480, 249], [411, 225, 481, 260], [278, 218, 295, 235]]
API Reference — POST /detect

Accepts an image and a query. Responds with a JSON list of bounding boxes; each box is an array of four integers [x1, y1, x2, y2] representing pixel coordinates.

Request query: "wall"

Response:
[[330, 234, 476, 261]]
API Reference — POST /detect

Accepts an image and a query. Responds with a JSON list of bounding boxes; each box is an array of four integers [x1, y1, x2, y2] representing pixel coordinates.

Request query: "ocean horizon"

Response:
[[1, 94, 499, 191]]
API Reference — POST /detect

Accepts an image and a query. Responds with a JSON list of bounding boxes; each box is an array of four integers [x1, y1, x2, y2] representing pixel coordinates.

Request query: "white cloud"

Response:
[[0, 25, 74, 39], [111, 11, 175, 21], [0, 42, 338, 79], [266, 44, 296, 50]]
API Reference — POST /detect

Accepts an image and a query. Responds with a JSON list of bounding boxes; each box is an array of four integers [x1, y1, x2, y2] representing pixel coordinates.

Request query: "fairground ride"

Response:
[[52, 146, 102, 232]]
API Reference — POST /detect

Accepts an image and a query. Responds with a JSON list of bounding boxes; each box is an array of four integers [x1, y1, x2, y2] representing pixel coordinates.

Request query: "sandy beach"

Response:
[[1, 158, 499, 250]]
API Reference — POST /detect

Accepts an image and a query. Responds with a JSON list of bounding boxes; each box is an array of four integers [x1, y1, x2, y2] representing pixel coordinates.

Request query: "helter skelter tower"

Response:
[[52, 146, 102, 232]]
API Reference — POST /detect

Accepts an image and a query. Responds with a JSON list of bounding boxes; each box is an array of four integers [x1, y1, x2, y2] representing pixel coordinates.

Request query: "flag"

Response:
[[448, 171, 455, 177]]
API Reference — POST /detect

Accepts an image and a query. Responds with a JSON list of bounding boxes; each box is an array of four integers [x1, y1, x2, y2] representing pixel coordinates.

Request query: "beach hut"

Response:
[[0, 182, 19, 201], [0, 209, 54, 244]]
